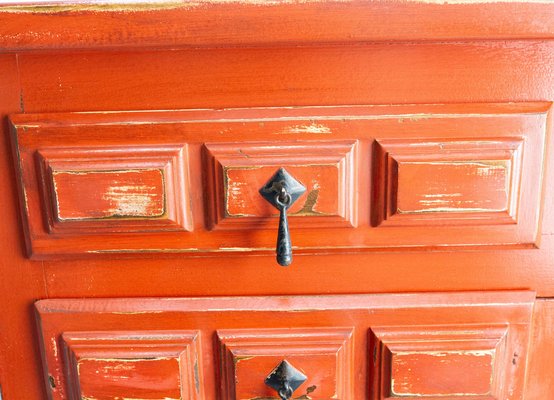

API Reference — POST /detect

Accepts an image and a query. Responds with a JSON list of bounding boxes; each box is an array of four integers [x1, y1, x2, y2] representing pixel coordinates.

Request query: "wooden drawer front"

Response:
[[11, 103, 549, 258], [35, 291, 533, 400], [62, 331, 203, 400]]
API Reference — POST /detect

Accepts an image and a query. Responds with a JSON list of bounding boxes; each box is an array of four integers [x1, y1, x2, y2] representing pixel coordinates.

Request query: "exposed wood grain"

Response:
[[373, 138, 525, 226], [53, 169, 165, 220], [34, 144, 192, 234], [204, 140, 357, 229]]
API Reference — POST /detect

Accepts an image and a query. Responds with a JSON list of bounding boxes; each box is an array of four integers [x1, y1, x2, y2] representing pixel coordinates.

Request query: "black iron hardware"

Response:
[[259, 168, 306, 266], [265, 359, 307, 400]]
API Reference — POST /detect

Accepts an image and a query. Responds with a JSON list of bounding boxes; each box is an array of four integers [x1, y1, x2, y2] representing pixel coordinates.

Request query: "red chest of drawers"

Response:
[[0, 1, 554, 399]]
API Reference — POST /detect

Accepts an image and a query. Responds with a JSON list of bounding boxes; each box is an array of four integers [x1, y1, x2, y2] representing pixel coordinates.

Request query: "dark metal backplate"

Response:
[[259, 167, 306, 210]]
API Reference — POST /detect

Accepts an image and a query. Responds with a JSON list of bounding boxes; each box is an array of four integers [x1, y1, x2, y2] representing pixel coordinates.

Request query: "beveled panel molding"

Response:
[[370, 325, 513, 399], [373, 138, 523, 226], [62, 330, 203, 400], [36, 145, 192, 234], [217, 327, 354, 399], [204, 140, 358, 230]]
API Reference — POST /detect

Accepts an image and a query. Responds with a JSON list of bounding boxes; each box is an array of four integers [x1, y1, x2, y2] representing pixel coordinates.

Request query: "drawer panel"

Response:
[[62, 331, 202, 400], [373, 138, 523, 226], [370, 325, 509, 399], [205, 141, 357, 229], [35, 291, 534, 400], [36, 145, 192, 234], [11, 103, 549, 258], [218, 327, 353, 399]]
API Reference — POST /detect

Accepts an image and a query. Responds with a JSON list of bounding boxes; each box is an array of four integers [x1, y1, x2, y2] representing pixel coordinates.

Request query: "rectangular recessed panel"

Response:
[[391, 352, 495, 396], [76, 358, 181, 399], [396, 160, 512, 215], [52, 169, 166, 220]]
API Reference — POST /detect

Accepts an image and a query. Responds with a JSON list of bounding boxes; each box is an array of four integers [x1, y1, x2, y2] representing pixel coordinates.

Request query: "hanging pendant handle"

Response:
[[259, 168, 306, 267], [275, 188, 293, 266]]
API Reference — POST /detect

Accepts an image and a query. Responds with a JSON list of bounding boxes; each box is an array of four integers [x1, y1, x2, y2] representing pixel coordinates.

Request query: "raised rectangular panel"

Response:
[[204, 141, 358, 229], [61, 331, 203, 400], [36, 145, 192, 234], [370, 325, 512, 399], [373, 138, 523, 226], [217, 327, 354, 399]]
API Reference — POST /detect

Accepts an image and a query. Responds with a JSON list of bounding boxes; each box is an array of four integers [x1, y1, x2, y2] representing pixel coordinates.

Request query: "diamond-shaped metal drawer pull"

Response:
[[259, 168, 306, 267], [264, 359, 308, 400]]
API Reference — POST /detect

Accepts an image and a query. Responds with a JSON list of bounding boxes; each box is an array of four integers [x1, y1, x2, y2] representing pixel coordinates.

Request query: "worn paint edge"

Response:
[[0, 0, 552, 14]]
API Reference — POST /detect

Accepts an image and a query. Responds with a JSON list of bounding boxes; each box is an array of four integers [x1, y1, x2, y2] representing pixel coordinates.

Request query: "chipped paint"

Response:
[[86, 247, 274, 253], [391, 349, 496, 397], [399, 206, 506, 214], [292, 188, 324, 216], [395, 350, 495, 357], [0, 0, 548, 15], [50, 337, 58, 358], [102, 184, 161, 217], [280, 123, 332, 135], [0, 0, 360, 13], [403, 0, 553, 3], [398, 159, 511, 214], [85, 241, 534, 254], [306, 385, 317, 394], [51, 168, 166, 220], [233, 355, 255, 363], [109, 310, 165, 314], [422, 193, 463, 198], [14, 111, 545, 131]]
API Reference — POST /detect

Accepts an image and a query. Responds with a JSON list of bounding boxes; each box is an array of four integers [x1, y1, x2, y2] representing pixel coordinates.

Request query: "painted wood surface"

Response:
[[13, 42, 554, 114], [35, 291, 534, 400], [373, 138, 524, 226], [0, 53, 49, 400], [52, 169, 165, 220], [10, 103, 549, 258], [1, 1, 554, 51], [524, 299, 554, 399], [34, 145, 192, 234], [62, 331, 203, 400], [371, 325, 510, 399], [0, 2, 553, 399], [218, 327, 353, 399], [204, 140, 357, 229]]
